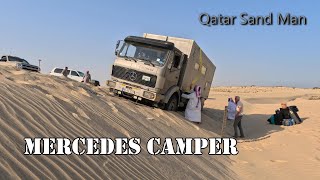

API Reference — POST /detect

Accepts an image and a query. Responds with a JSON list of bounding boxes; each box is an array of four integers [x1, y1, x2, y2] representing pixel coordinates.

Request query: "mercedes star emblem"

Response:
[[129, 71, 138, 81]]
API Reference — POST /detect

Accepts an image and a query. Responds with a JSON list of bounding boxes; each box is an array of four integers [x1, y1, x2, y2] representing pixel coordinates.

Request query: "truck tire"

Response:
[[165, 95, 178, 111]]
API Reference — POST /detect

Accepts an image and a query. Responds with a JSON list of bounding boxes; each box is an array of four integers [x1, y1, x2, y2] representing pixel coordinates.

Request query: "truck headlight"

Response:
[[107, 80, 116, 87], [143, 91, 155, 99]]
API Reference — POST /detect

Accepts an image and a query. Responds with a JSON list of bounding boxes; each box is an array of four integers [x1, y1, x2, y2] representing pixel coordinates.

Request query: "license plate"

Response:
[[121, 86, 135, 94]]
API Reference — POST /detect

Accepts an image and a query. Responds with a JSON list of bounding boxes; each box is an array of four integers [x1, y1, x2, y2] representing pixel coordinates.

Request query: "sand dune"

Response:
[[0, 66, 234, 179], [209, 86, 320, 179], [1, 66, 320, 179]]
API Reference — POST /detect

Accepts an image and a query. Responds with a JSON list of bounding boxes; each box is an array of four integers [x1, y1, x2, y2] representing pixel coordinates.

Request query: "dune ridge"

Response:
[[0, 66, 235, 179], [2, 65, 320, 179]]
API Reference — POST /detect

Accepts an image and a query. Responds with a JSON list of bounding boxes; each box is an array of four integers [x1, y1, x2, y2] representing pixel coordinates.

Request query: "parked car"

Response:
[[0, 55, 40, 72], [50, 67, 84, 82]]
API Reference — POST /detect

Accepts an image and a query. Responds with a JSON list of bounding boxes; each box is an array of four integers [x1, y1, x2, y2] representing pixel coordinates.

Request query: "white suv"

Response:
[[50, 67, 84, 82]]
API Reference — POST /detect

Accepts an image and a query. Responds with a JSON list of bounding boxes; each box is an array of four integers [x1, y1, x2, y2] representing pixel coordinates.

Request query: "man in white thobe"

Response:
[[181, 85, 202, 123]]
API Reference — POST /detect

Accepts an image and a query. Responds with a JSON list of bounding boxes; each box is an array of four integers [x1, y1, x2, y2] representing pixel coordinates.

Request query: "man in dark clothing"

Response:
[[269, 103, 291, 125], [279, 103, 291, 119], [233, 96, 245, 138], [61, 67, 69, 77]]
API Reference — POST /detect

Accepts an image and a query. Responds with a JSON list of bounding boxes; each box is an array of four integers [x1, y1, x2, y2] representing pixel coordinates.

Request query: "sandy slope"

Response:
[[0, 66, 235, 179], [1, 65, 319, 179], [207, 87, 320, 180]]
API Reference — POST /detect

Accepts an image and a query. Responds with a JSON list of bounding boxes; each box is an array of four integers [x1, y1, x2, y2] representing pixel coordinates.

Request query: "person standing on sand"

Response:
[[61, 67, 69, 77], [227, 98, 237, 120], [82, 71, 91, 83], [233, 96, 245, 138], [181, 85, 202, 124]]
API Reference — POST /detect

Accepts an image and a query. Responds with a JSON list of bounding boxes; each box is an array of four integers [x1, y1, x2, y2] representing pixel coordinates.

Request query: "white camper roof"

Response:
[[143, 33, 195, 57]]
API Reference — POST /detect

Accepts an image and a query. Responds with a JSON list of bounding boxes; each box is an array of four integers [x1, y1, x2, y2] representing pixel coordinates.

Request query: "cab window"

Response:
[[173, 54, 181, 68], [77, 71, 85, 77], [0, 56, 6, 62], [71, 71, 79, 76], [54, 68, 63, 73]]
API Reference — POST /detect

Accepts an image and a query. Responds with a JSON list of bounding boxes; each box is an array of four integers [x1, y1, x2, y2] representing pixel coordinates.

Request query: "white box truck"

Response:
[[107, 33, 216, 111]]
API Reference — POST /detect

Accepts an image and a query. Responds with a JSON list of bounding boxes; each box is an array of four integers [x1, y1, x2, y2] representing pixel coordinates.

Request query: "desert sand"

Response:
[[0, 66, 234, 179], [0, 65, 320, 179], [207, 86, 320, 179]]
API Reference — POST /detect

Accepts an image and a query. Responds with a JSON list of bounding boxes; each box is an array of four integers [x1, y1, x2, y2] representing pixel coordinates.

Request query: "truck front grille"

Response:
[[111, 65, 157, 88]]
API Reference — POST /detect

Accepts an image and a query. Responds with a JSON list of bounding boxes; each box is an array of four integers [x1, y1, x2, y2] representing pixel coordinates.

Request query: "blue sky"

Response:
[[0, 0, 319, 87]]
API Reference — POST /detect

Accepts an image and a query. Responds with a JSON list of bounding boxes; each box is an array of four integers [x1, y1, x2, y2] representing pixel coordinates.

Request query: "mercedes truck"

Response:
[[107, 33, 216, 111]]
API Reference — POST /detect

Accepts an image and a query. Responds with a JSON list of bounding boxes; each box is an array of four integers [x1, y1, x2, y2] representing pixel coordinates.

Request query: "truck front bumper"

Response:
[[107, 80, 163, 102]]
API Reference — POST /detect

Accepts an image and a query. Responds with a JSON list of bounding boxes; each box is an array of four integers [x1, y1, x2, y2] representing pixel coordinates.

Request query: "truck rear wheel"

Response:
[[165, 95, 178, 111]]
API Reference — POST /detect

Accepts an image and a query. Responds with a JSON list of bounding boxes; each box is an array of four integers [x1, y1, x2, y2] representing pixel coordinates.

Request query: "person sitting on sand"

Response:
[[233, 96, 245, 138], [227, 98, 237, 120], [82, 71, 91, 83], [181, 85, 202, 124], [279, 103, 291, 120], [61, 67, 69, 77]]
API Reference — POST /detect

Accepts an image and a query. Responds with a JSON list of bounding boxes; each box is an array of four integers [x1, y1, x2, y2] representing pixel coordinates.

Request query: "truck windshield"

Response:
[[118, 42, 168, 66]]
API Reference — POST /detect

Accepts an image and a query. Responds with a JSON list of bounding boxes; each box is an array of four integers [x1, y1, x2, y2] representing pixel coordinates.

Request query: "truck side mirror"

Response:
[[115, 40, 122, 56], [116, 40, 120, 49]]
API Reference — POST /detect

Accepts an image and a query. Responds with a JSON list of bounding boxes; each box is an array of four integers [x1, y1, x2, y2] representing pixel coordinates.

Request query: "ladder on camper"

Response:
[[221, 106, 228, 137]]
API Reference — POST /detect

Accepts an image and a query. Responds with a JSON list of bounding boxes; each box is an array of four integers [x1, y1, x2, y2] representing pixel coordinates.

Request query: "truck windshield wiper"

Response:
[[139, 58, 155, 67], [124, 56, 137, 62]]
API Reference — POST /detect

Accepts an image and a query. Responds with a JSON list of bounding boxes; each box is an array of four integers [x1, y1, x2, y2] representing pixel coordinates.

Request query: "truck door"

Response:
[[164, 51, 183, 89], [178, 54, 188, 87], [69, 70, 82, 82]]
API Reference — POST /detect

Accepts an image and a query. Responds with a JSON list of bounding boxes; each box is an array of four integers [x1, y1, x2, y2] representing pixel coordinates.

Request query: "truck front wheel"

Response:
[[165, 95, 178, 111]]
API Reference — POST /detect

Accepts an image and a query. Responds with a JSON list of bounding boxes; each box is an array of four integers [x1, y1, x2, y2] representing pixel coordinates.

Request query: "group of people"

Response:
[[181, 85, 245, 138], [267, 103, 302, 125], [61, 67, 92, 83]]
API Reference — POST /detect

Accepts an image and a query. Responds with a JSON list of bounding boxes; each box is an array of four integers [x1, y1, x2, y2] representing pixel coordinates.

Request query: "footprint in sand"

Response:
[[153, 109, 164, 117], [193, 124, 200, 130], [107, 101, 118, 113], [54, 95, 72, 103], [45, 94, 55, 100], [75, 107, 91, 120], [72, 113, 80, 120], [233, 160, 249, 164], [128, 108, 137, 113], [240, 146, 263, 151], [79, 89, 91, 97], [103, 158, 114, 167], [270, 160, 288, 163], [292, 130, 302, 134]]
